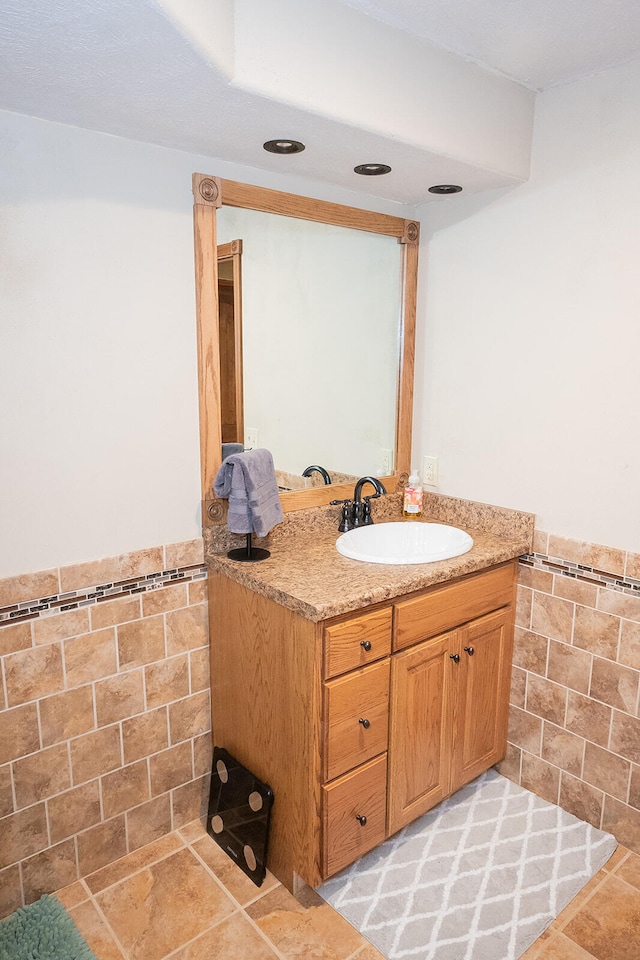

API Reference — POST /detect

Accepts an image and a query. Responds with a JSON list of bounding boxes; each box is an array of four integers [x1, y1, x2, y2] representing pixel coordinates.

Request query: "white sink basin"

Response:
[[336, 521, 473, 565]]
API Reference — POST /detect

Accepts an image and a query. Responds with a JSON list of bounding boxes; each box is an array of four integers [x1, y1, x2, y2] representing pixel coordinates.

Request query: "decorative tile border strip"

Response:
[[520, 552, 640, 596], [0, 563, 208, 625]]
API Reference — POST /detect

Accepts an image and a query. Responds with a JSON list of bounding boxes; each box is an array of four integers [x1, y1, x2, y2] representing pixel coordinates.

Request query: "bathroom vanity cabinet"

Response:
[[388, 568, 513, 835], [208, 557, 517, 892]]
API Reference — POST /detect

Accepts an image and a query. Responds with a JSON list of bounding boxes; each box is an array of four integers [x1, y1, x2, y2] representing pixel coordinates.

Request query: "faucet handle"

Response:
[[352, 500, 365, 527], [331, 499, 354, 532]]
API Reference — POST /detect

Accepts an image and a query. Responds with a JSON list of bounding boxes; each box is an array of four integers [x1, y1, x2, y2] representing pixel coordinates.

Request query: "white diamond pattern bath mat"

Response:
[[318, 769, 617, 960]]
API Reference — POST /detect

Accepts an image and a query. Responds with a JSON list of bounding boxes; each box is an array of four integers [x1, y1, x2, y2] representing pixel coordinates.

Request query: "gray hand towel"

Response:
[[222, 442, 245, 460], [213, 449, 284, 538]]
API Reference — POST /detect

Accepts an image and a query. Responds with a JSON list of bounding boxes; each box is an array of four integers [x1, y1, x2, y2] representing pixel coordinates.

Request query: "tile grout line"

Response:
[[80, 886, 130, 960], [56, 878, 92, 911], [547, 885, 629, 960], [83, 836, 188, 898], [181, 829, 261, 910], [347, 943, 381, 960], [1, 658, 209, 778], [549, 853, 621, 934], [512, 658, 639, 793], [56, 825, 639, 960], [0, 565, 208, 626], [521, 553, 640, 595], [540, 929, 598, 960], [180, 830, 289, 960]]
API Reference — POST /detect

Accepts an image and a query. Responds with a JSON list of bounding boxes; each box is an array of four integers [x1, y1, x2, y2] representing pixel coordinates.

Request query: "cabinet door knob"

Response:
[[358, 717, 371, 728], [355, 814, 367, 826], [464, 646, 475, 656], [360, 640, 372, 651], [449, 653, 460, 663]]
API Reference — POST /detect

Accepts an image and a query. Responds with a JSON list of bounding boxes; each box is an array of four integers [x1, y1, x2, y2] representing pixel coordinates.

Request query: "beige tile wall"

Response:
[[0, 540, 211, 919], [4, 525, 639, 918], [498, 529, 640, 855]]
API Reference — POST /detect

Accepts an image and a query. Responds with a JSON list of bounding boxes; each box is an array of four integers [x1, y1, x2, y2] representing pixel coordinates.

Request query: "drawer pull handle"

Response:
[[360, 640, 372, 652], [449, 653, 460, 663], [359, 717, 370, 729], [355, 815, 367, 826], [464, 646, 475, 656]]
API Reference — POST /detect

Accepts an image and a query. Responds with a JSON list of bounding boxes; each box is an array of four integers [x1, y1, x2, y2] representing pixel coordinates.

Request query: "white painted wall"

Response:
[[0, 109, 411, 577], [217, 206, 399, 477], [0, 113, 201, 576], [6, 53, 637, 577], [414, 59, 640, 552]]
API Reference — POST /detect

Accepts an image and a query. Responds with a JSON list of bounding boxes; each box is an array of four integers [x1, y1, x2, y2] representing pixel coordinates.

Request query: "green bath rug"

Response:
[[0, 895, 98, 960]]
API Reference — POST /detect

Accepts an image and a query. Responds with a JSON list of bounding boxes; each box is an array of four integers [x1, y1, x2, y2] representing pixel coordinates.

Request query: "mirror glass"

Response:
[[216, 205, 402, 480]]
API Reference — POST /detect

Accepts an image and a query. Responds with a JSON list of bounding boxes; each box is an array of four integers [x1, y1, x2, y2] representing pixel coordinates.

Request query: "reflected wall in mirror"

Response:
[[192, 174, 420, 521], [216, 206, 400, 478]]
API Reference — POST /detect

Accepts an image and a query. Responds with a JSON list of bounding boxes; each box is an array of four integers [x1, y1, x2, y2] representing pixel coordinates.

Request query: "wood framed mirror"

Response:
[[192, 174, 419, 526]]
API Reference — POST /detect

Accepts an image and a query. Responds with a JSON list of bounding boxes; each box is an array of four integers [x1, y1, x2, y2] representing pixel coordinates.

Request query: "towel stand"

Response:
[[227, 533, 270, 563]]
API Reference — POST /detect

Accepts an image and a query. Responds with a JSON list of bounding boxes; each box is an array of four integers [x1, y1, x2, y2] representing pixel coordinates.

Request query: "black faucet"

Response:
[[354, 476, 386, 503], [302, 464, 332, 485], [331, 476, 387, 531]]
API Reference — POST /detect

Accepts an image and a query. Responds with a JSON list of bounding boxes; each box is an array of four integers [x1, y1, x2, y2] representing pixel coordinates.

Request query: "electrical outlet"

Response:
[[380, 449, 393, 475], [245, 427, 259, 449], [423, 455, 439, 487]]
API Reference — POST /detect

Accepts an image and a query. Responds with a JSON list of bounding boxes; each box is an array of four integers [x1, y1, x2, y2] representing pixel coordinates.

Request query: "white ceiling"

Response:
[[345, 0, 640, 90], [1, 0, 639, 206]]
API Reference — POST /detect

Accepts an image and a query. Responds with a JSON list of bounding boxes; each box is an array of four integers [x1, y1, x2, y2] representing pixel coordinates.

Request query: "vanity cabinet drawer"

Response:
[[323, 660, 390, 781], [323, 607, 392, 679], [394, 562, 515, 652], [322, 754, 387, 879]]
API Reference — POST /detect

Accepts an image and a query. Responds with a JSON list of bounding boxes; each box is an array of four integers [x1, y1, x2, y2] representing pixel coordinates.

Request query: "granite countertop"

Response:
[[204, 492, 535, 623]]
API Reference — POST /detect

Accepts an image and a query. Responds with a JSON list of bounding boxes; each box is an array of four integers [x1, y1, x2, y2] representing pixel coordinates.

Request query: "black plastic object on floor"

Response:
[[206, 747, 274, 886]]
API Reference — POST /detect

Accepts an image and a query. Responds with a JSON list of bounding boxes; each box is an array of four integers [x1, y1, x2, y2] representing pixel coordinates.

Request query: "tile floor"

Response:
[[520, 844, 640, 960], [53, 820, 640, 960]]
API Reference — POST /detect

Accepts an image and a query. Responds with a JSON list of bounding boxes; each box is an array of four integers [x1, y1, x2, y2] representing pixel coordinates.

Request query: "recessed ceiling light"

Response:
[[263, 139, 305, 154], [354, 163, 392, 176], [428, 184, 463, 195]]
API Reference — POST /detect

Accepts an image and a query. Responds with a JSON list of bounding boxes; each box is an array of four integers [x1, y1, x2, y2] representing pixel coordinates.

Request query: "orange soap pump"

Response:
[[402, 470, 423, 520]]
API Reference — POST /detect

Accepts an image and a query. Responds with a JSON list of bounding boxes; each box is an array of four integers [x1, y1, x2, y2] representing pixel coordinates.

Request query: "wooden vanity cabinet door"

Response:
[[450, 607, 513, 791], [323, 660, 390, 781], [322, 755, 387, 878], [387, 632, 454, 836]]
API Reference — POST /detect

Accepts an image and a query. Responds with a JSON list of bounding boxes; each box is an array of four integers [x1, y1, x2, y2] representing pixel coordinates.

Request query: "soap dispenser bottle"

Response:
[[403, 470, 423, 520]]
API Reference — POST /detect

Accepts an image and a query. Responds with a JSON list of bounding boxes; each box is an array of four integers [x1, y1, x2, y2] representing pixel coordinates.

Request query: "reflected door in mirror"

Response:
[[218, 241, 244, 445]]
